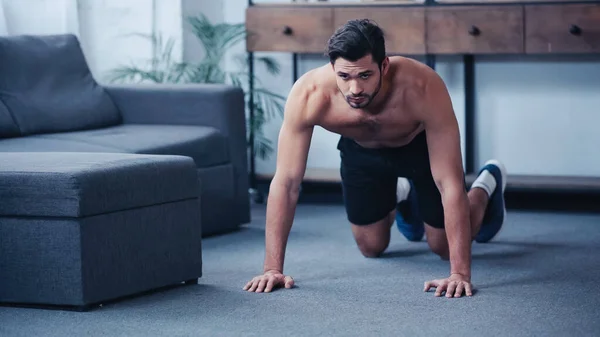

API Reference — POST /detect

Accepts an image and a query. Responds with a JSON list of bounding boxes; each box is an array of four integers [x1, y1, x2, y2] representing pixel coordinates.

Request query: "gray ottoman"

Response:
[[0, 152, 203, 310]]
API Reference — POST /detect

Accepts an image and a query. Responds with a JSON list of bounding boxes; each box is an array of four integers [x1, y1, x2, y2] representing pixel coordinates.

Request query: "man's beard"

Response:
[[342, 75, 382, 110]]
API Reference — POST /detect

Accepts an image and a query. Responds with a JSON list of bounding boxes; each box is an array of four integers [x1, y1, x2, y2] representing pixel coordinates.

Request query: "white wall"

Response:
[[77, 0, 182, 82], [209, 0, 600, 179], [474, 55, 600, 177], [0, 0, 183, 83], [0, 1, 7, 35]]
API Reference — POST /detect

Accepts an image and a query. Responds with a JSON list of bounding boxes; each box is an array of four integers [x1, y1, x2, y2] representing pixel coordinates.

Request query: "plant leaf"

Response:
[[256, 56, 280, 75]]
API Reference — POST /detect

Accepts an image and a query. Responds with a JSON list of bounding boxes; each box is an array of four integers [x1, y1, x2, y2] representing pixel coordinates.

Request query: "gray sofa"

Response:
[[0, 34, 250, 236]]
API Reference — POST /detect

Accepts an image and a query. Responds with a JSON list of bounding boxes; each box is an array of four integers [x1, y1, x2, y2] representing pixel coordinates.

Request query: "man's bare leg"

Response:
[[354, 186, 489, 260], [468, 187, 489, 238], [424, 189, 488, 260], [424, 224, 449, 259], [354, 160, 504, 259], [424, 165, 504, 258], [470, 159, 507, 243], [351, 209, 395, 258]]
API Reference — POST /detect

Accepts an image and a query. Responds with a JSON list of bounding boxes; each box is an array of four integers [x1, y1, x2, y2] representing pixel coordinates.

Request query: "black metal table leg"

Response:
[[464, 54, 475, 174]]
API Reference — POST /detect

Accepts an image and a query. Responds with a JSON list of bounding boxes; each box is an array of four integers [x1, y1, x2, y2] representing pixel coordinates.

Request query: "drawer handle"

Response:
[[283, 26, 293, 36], [468, 26, 480, 36], [569, 25, 582, 36]]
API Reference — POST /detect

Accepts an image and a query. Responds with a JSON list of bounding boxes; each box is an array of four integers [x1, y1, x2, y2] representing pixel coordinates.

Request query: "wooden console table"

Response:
[[245, 0, 600, 194]]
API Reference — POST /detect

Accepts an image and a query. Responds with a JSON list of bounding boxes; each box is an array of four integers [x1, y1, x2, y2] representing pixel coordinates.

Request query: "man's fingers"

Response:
[[465, 283, 473, 296], [454, 283, 465, 298], [446, 282, 457, 298], [264, 278, 276, 293], [424, 279, 473, 298], [248, 279, 259, 292], [424, 281, 437, 292], [284, 276, 294, 289], [244, 274, 294, 293], [435, 282, 446, 297], [256, 278, 268, 293]]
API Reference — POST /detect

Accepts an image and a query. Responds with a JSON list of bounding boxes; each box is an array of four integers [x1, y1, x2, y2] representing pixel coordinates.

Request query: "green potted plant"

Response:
[[107, 13, 285, 162]]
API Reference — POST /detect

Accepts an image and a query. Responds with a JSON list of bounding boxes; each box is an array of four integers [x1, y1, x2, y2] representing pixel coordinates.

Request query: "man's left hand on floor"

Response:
[[424, 273, 473, 298]]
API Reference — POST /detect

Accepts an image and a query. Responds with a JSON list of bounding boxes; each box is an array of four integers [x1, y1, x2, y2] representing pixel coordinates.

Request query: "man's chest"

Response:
[[318, 105, 423, 147]]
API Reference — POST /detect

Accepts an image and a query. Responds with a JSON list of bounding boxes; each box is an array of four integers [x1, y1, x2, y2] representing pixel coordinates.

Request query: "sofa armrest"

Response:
[[104, 83, 244, 131], [103, 83, 250, 223]]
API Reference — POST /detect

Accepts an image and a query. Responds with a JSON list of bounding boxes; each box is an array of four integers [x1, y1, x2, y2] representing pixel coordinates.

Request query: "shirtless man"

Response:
[[243, 19, 507, 298]]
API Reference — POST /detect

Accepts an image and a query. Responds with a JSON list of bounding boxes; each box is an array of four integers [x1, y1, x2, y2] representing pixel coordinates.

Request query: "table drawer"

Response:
[[426, 6, 524, 54], [525, 4, 600, 54], [246, 7, 334, 53], [333, 7, 426, 55]]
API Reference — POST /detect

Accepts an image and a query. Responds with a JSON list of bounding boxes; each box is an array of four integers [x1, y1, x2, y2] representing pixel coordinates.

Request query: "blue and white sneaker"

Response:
[[395, 178, 424, 242], [474, 159, 508, 243]]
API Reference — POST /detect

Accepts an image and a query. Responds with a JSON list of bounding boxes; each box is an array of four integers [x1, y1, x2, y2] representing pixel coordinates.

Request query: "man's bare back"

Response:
[[244, 18, 508, 299]]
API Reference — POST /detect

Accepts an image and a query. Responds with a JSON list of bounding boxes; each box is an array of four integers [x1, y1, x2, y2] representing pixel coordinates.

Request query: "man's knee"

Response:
[[425, 224, 450, 260], [431, 246, 449, 260], [356, 238, 389, 258], [351, 214, 393, 258]]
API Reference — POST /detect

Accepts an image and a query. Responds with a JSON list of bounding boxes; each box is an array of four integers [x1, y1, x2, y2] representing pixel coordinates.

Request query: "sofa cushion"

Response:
[[36, 124, 230, 168], [0, 99, 19, 138], [0, 135, 125, 153], [0, 34, 121, 136], [0, 152, 199, 217]]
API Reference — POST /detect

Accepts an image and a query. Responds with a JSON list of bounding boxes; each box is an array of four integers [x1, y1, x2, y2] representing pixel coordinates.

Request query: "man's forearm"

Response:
[[441, 188, 472, 278], [263, 180, 301, 273]]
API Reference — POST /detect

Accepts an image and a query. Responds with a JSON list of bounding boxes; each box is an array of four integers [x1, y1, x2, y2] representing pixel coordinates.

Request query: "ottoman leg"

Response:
[[184, 278, 199, 285]]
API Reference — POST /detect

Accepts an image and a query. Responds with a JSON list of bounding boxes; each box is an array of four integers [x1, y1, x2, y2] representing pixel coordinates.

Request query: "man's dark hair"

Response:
[[326, 19, 386, 67]]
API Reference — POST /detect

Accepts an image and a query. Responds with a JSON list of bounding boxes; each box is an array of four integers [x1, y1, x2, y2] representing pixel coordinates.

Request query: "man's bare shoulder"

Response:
[[285, 64, 336, 125], [388, 56, 439, 96], [388, 56, 449, 109]]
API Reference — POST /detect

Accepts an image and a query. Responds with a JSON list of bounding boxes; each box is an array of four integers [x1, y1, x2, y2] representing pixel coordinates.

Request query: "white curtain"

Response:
[[0, 0, 79, 36], [0, 0, 183, 83], [0, 1, 7, 35]]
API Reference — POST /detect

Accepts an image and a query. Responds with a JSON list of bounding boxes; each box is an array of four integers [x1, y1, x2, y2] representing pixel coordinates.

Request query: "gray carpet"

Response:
[[1, 204, 599, 336]]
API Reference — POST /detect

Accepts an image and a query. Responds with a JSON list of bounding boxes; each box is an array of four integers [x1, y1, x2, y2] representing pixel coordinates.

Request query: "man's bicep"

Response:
[[426, 116, 463, 187], [423, 78, 465, 191], [272, 95, 315, 189], [274, 121, 313, 186]]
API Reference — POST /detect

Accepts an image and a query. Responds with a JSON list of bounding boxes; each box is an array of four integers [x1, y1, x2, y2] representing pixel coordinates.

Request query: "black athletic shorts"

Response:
[[337, 131, 460, 229]]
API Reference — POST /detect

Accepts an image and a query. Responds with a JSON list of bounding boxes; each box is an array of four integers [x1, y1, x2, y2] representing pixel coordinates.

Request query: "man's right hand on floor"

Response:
[[243, 270, 294, 293]]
